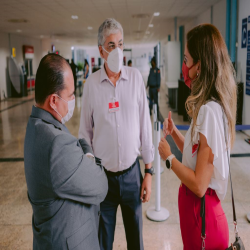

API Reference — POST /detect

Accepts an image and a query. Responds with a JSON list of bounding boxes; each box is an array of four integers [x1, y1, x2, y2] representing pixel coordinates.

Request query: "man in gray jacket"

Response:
[[24, 54, 108, 250]]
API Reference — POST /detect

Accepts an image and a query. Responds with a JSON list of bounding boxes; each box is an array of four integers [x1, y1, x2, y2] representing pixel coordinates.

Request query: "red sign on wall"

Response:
[[23, 45, 34, 59], [91, 57, 95, 67]]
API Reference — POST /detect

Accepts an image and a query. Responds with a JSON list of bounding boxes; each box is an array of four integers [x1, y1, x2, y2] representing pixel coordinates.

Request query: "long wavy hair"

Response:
[[185, 24, 237, 148]]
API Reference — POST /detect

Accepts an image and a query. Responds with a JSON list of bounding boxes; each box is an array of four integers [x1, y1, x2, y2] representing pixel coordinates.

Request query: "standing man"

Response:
[[24, 54, 108, 250], [79, 18, 154, 250], [147, 57, 161, 118]]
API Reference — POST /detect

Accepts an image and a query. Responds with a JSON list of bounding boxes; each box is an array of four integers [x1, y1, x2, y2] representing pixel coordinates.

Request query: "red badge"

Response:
[[109, 101, 119, 113], [192, 142, 199, 157]]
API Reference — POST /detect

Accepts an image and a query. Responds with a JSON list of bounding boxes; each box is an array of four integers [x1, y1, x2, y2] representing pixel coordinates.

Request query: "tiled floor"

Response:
[[0, 82, 250, 250]]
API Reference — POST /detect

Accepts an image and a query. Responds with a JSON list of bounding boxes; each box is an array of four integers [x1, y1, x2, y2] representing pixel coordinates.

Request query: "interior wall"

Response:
[[213, 0, 227, 40], [184, 18, 197, 36], [41, 39, 72, 60], [196, 7, 211, 25], [237, 0, 250, 134], [0, 32, 43, 99], [183, 0, 226, 41], [129, 44, 154, 62], [9, 34, 43, 76], [0, 32, 10, 100]]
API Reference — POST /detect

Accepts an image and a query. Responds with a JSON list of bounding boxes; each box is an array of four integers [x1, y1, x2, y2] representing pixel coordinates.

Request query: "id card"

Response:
[[109, 101, 119, 112]]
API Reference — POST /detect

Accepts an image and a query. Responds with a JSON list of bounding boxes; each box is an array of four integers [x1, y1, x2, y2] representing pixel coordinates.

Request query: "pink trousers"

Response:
[[178, 184, 229, 250]]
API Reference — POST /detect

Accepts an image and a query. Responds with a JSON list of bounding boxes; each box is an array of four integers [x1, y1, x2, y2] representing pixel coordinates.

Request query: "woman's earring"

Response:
[[197, 73, 199, 76]]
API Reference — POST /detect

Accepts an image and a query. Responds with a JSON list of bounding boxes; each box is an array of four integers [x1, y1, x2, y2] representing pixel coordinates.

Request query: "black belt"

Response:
[[104, 159, 137, 177]]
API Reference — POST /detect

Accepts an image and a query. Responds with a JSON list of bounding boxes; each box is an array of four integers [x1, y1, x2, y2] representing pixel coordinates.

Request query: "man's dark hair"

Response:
[[151, 57, 156, 64], [35, 54, 69, 104], [128, 60, 132, 65]]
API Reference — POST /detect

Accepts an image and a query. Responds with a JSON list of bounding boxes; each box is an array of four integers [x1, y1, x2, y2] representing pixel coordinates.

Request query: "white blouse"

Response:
[[182, 101, 230, 200]]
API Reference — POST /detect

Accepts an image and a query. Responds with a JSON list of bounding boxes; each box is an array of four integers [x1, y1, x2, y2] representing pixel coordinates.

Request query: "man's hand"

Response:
[[158, 137, 171, 161], [140, 173, 152, 203]]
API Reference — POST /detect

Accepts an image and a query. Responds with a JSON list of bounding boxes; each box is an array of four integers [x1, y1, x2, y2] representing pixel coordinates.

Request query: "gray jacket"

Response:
[[24, 106, 108, 250]]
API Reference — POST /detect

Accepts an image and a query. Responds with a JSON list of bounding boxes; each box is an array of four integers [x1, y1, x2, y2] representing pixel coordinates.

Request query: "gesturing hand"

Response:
[[163, 111, 175, 137], [158, 137, 171, 161]]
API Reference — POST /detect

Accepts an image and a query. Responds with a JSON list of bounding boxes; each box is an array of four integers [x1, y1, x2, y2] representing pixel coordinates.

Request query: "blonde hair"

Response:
[[185, 24, 237, 148]]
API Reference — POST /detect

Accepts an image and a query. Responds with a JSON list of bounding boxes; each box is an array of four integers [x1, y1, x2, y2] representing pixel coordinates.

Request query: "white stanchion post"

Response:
[[146, 121, 170, 222], [155, 121, 161, 212], [153, 103, 157, 123], [153, 104, 164, 174]]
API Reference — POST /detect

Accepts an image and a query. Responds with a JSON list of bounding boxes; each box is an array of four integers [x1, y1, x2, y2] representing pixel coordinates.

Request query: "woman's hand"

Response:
[[158, 137, 171, 161], [163, 111, 175, 137]]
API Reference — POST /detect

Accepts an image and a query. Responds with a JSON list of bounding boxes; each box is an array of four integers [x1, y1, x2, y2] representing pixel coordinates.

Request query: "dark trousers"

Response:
[[99, 160, 144, 250], [149, 87, 159, 116]]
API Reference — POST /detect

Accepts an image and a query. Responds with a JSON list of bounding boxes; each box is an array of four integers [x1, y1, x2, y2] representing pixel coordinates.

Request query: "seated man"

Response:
[[24, 54, 108, 250]]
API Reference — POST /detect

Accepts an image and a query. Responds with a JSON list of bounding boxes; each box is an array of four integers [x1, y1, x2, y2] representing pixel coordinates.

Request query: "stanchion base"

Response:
[[247, 212, 250, 223], [146, 206, 170, 222], [160, 166, 164, 174]]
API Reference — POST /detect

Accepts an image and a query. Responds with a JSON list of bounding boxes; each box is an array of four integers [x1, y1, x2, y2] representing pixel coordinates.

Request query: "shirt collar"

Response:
[[100, 65, 128, 83], [30, 106, 69, 133]]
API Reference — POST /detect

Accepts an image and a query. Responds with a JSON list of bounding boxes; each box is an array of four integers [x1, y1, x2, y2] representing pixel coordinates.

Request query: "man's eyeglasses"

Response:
[[104, 43, 124, 52]]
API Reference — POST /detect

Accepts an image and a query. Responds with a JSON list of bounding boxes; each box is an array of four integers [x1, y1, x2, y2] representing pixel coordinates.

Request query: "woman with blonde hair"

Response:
[[158, 24, 237, 249]]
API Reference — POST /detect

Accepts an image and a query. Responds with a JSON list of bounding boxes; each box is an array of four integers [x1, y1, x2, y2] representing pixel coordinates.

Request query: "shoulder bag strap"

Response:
[[201, 195, 206, 249], [222, 110, 238, 238], [200, 108, 238, 250]]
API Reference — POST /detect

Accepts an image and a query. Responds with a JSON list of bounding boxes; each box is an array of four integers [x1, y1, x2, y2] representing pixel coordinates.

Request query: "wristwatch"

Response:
[[145, 167, 155, 175], [165, 154, 176, 170]]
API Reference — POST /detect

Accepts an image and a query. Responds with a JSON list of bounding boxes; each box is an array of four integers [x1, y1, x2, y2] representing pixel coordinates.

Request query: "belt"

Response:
[[104, 160, 137, 177]]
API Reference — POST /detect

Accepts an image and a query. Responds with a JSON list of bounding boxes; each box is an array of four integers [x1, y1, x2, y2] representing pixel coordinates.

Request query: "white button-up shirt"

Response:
[[78, 65, 154, 172]]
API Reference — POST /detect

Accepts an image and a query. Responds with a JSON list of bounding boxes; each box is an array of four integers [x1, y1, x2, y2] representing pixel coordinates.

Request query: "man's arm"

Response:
[[139, 75, 155, 164], [79, 138, 94, 155], [49, 134, 108, 205], [157, 69, 161, 89], [138, 74, 155, 203], [78, 81, 93, 146]]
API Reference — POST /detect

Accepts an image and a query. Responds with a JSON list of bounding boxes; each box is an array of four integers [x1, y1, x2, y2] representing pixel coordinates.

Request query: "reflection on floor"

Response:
[[0, 84, 250, 250]]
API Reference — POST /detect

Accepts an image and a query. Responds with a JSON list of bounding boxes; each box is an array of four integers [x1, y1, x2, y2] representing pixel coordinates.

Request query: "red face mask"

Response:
[[182, 62, 196, 89]]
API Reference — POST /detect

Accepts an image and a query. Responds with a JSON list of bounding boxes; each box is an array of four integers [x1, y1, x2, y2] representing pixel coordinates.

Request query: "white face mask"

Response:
[[51, 94, 75, 124], [102, 47, 123, 73]]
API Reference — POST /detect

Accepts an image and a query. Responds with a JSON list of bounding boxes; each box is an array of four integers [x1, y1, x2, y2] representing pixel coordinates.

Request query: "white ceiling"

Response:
[[0, 0, 221, 46]]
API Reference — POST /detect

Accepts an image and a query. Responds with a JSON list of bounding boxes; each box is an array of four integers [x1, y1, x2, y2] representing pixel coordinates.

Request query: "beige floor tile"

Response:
[[0, 225, 32, 250], [0, 189, 23, 205], [0, 204, 32, 225]]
